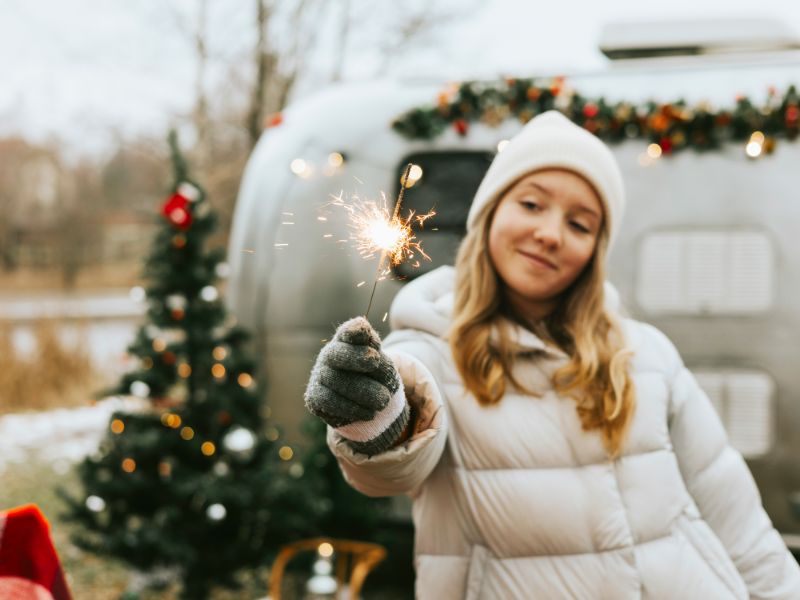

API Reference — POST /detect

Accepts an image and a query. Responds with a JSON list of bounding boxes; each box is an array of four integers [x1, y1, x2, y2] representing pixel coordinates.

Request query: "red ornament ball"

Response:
[[786, 105, 799, 124], [453, 119, 468, 136], [659, 137, 673, 154], [582, 103, 599, 119]]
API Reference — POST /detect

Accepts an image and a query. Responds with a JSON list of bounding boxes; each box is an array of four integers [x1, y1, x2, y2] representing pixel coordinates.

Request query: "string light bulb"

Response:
[[290, 158, 313, 179], [328, 152, 344, 167], [746, 131, 765, 159], [400, 164, 423, 188], [647, 143, 662, 159]]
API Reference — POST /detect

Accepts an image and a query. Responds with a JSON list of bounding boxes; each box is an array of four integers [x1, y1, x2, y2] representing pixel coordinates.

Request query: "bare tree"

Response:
[[193, 0, 211, 166], [329, 0, 351, 83], [165, 0, 213, 166], [246, 0, 272, 145], [245, 0, 320, 147], [0, 139, 63, 273]]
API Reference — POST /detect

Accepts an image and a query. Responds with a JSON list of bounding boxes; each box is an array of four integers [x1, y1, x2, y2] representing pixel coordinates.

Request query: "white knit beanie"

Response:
[[467, 110, 626, 251]]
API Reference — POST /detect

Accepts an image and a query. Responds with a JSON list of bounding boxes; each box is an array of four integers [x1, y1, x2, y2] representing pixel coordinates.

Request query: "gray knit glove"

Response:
[[305, 316, 410, 456]]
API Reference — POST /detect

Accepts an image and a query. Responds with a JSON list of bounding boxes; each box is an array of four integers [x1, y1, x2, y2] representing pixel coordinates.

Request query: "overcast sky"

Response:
[[3, 0, 800, 155]]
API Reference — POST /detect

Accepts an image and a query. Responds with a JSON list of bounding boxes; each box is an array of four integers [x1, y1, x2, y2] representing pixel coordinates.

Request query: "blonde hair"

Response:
[[449, 200, 636, 458]]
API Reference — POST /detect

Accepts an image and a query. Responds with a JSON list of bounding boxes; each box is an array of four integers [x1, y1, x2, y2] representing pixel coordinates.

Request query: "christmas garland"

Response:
[[391, 77, 800, 157]]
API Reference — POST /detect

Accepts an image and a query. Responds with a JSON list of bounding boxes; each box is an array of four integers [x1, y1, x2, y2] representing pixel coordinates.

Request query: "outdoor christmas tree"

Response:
[[61, 132, 321, 599]]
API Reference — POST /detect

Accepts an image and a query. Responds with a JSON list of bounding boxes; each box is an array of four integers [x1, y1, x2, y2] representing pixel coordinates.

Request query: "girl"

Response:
[[304, 110, 800, 599]]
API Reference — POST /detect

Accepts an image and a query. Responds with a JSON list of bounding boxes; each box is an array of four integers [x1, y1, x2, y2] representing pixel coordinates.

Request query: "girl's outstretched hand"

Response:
[[304, 317, 410, 456]]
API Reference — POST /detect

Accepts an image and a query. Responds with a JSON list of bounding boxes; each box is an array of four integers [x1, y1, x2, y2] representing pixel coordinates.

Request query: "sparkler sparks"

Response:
[[326, 163, 435, 318], [328, 188, 434, 267]]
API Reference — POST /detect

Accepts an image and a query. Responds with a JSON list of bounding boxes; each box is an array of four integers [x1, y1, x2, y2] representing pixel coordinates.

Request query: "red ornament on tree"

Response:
[[786, 105, 799, 125], [659, 137, 673, 154], [161, 193, 193, 230], [453, 119, 469, 136]]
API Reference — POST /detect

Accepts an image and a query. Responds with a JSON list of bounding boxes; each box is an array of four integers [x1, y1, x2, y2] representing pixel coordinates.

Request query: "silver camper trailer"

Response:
[[228, 20, 800, 548]]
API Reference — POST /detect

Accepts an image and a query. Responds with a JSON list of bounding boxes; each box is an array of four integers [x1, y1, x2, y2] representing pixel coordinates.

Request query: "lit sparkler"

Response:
[[328, 163, 435, 319]]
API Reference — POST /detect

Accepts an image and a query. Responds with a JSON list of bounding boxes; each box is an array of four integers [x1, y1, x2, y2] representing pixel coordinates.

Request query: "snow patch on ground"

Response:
[[0, 397, 146, 475]]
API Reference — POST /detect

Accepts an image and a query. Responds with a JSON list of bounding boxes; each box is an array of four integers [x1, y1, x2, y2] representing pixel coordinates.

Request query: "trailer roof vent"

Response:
[[599, 18, 800, 60]]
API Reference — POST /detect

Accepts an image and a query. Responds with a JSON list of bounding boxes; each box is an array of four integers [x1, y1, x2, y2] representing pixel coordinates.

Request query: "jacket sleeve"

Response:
[[665, 335, 800, 599], [326, 339, 448, 498]]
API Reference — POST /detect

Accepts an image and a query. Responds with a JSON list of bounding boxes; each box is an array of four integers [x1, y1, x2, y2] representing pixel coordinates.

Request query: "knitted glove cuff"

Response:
[[336, 379, 410, 456]]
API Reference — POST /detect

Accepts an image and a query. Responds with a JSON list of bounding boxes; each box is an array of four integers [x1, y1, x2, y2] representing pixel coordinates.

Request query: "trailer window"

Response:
[[693, 368, 774, 458], [392, 151, 493, 279], [636, 230, 774, 314]]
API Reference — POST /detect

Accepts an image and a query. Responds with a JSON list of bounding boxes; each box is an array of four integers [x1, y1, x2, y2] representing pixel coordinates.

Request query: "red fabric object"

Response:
[[0, 505, 73, 600], [161, 192, 193, 230]]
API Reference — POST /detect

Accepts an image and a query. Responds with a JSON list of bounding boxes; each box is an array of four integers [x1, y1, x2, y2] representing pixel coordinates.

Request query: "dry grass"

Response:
[[0, 319, 102, 415], [0, 263, 143, 293]]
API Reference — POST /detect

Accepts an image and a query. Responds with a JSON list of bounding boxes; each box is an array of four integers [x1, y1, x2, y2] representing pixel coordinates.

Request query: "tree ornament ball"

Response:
[[223, 427, 256, 459], [130, 380, 151, 398], [206, 503, 227, 521], [166, 294, 187, 310], [200, 286, 219, 302], [86, 495, 107, 512], [177, 182, 201, 202], [215, 262, 231, 278]]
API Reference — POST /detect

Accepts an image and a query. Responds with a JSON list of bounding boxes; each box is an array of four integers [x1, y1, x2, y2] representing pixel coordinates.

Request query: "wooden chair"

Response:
[[268, 537, 387, 600]]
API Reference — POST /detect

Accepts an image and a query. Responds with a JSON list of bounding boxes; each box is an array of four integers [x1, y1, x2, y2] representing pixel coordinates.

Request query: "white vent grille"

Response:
[[637, 230, 773, 314], [693, 369, 774, 458]]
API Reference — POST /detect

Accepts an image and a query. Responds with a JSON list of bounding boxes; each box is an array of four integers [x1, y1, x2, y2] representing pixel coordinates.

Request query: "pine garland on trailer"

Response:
[[392, 77, 800, 157]]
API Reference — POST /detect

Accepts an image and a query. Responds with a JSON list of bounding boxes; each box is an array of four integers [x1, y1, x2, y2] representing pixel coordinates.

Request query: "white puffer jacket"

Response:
[[327, 266, 800, 599]]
